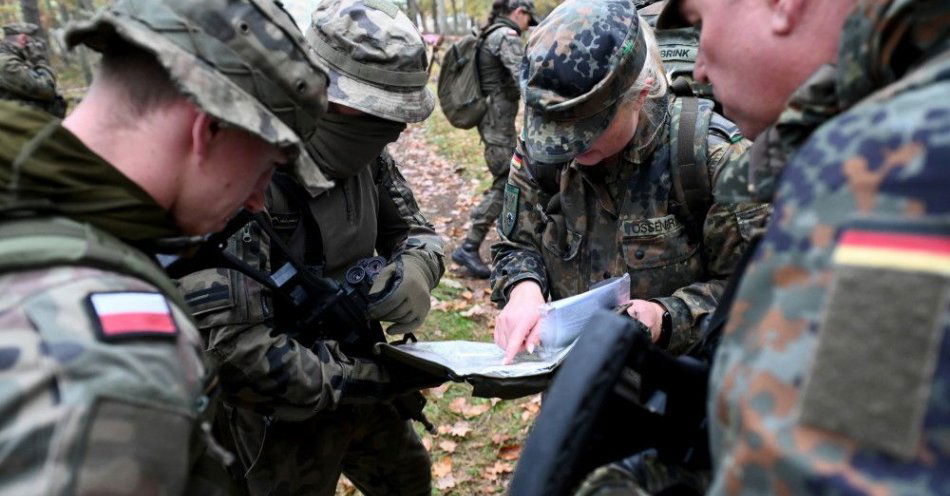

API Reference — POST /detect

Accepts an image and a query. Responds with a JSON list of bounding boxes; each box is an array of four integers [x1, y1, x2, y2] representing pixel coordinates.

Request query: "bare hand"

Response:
[[494, 281, 545, 364], [626, 299, 666, 342]]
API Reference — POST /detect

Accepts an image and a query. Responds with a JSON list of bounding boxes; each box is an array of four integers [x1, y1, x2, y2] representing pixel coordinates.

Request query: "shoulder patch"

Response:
[[501, 183, 521, 238], [800, 221, 950, 458], [511, 152, 524, 170], [832, 223, 950, 276], [86, 292, 178, 342]]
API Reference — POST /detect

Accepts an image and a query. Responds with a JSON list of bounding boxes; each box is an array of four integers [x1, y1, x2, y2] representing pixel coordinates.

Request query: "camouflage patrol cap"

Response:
[[307, 0, 435, 123], [2, 23, 39, 37], [521, 0, 647, 164], [65, 0, 333, 194], [509, 0, 540, 27]]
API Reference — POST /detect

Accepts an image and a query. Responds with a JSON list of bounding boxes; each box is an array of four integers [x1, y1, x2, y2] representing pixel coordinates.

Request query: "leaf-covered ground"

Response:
[[336, 108, 539, 495]]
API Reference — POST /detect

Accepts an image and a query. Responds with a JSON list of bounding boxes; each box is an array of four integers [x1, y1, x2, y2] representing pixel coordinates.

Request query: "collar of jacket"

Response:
[[490, 17, 523, 36], [837, 0, 950, 110], [0, 101, 181, 242], [746, 63, 841, 203]]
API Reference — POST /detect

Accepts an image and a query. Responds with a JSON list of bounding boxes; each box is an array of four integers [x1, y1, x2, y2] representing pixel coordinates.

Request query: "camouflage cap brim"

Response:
[[326, 67, 435, 123], [523, 99, 620, 164], [66, 8, 333, 196]]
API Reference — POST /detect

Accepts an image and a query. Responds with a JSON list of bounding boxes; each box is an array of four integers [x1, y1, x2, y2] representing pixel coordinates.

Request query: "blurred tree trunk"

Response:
[[19, 0, 46, 40], [449, 0, 459, 33], [434, 0, 447, 34], [430, 0, 439, 33], [405, 0, 418, 28]]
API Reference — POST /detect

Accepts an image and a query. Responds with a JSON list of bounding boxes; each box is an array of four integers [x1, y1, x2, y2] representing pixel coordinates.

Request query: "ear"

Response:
[[770, 0, 805, 36], [635, 78, 654, 109], [188, 110, 217, 168]]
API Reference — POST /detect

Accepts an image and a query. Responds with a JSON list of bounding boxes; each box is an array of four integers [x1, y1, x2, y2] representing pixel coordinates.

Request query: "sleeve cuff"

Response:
[[649, 296, 695, 353]]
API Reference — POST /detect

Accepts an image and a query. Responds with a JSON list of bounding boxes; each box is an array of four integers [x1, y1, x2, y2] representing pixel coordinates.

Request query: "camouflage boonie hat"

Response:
[[510, 0, 540, 27], [65, 0, 333, 194], [307, 0, 435, 123], [521, 0, 647, 164], [2, 23, 40, 37]]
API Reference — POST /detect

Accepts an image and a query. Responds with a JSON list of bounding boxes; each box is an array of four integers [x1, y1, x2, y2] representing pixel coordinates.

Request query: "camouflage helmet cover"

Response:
[[65, 0, 333, 194], [521, 0, 647, 164], [2, 23, 40, 37], [307, 0, 435, 123]]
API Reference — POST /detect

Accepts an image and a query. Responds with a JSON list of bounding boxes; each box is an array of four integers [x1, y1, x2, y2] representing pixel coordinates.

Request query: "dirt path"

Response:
[[387, 124, 500, 297]]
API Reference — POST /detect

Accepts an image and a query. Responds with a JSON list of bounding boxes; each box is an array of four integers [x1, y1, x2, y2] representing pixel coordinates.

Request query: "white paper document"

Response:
[[538, 274, 631, 351], [383, 275, 631, 379], [387, 340, 575, 378]]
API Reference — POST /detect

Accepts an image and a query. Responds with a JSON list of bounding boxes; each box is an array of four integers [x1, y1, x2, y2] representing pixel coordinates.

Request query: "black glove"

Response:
[[343, 356, 445, 401]]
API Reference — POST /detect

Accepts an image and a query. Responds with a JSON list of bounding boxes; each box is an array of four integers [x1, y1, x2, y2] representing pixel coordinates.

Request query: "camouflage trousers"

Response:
[[465, 91, 517, 246], [465, 142, 514, 245], [573, 450, 709, 496], [223, 402, 431, 496]]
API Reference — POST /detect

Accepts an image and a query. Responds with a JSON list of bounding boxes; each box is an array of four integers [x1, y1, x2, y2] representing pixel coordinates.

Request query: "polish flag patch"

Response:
[[86, 292, 179, 341]]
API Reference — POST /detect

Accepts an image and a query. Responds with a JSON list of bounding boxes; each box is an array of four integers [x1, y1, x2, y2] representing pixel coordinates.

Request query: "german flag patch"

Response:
[[511, 152, 524, 170], [832, 223, 950, 276], [801, 220, 949, 459]]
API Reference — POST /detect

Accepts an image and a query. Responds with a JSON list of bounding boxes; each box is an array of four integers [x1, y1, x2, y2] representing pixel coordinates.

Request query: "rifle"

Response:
[[167, 209, 389, 353], [166, 208, 437, 431]]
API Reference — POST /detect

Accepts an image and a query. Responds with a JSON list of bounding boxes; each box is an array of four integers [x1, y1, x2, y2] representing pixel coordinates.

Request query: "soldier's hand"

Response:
[[626, 299, 665, 342], [495, 280, 545, 365], [367, 254, 434, 335]]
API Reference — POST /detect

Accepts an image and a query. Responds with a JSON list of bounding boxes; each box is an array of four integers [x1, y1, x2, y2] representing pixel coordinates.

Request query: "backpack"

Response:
[[437, 24, 508, 129]]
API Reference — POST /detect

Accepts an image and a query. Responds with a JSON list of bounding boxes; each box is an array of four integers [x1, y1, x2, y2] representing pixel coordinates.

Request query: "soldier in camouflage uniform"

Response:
[[451, 0, 538, 279], [178, 1, 444, 494], [0, 0, 330, 494], [666, 0, 950, 493], [0, 23, 66, 117], [490, 0, 765, 365]]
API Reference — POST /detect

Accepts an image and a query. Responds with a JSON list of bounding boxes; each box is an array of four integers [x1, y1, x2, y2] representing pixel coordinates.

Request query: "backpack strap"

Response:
[[0, 216, 187, 309], [669, 96, 714, 240]]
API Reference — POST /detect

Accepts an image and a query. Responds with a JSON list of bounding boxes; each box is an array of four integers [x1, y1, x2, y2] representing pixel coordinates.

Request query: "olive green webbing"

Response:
[[670, 97, 712, 238], [0, 217, 188, 309]]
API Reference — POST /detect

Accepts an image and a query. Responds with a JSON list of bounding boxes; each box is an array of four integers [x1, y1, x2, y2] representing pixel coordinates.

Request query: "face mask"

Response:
[[306, 112, 406, 179]]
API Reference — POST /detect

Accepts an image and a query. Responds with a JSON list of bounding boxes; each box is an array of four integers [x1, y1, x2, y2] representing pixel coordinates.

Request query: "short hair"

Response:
[[95, 41, 182, 123]]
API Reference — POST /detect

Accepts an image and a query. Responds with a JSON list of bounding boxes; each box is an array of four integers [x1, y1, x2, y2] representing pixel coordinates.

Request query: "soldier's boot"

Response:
[[451, 241, 491, 279]]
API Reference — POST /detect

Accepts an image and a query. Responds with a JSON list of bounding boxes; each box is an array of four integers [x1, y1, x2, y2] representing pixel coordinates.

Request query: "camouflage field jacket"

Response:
[[709, 0, 950, 493], [180, 150, 444, 421], [491, 95, 768, 353]]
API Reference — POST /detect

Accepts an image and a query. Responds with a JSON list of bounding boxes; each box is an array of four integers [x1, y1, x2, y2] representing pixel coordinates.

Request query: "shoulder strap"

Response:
[[669, 96, 713, 239], [0, 216, 187, 309]]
